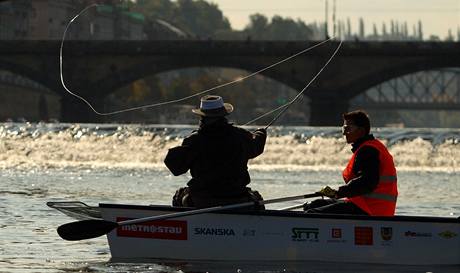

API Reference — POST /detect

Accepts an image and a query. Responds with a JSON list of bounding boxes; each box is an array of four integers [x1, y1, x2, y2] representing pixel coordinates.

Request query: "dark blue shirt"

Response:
[[337, 134, 380, 198]]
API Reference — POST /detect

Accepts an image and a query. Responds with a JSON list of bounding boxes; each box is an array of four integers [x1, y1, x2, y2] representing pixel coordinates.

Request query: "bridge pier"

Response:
[[60, 96, 105, 123], [309, 97, 349, 126]]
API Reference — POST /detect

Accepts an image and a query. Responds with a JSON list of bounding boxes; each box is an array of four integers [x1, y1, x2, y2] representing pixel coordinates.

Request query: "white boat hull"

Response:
[[100, 204, 460, 265]]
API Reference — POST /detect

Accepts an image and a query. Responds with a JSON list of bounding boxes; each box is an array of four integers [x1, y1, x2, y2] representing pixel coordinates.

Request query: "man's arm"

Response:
[[247, 128, 267, 159], [337, 146, 380, 198], [164, 134, 197, 176]]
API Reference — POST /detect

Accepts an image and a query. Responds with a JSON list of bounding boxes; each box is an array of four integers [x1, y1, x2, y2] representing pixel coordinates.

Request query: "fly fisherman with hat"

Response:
[[164, 95, 267, 209]]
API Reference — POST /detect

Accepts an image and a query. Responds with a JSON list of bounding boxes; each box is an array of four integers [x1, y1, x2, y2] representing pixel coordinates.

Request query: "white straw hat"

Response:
[[192, 95, 234, 117]]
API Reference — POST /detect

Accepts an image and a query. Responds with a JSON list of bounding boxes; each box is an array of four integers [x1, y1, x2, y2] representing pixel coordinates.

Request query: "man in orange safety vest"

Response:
[[304, 110, 398, 216]]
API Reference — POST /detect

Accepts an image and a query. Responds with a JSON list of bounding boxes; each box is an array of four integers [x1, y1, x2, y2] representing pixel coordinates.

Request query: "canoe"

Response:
[[49, 202, 460, 265]]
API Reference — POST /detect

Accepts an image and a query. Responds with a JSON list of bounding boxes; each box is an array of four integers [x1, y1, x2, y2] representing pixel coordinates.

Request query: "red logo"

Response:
[[354, 226, 373, 245], [331, 228, 342, 238], [116, 217, 187, 240]]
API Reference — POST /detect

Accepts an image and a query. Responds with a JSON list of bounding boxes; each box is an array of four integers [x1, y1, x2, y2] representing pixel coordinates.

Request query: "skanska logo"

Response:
[[194, 227, 236, 236]]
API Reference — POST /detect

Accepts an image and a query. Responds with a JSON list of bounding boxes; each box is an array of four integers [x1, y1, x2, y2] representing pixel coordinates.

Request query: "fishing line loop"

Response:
[[60, 4, 336, 116]]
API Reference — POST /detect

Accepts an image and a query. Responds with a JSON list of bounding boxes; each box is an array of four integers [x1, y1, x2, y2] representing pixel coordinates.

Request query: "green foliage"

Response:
[[175, 0, 231, 37], [130, 0, 314, 40], [228, 13, 314, 40], [246, 13, 269, 36], [133, 0, 230, 38]]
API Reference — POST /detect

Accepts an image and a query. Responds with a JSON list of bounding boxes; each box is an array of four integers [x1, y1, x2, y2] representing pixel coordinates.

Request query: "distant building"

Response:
[[0, 0, 146, 40], [28, 0, 77, 39], [0, 0, 189, 40], [76, 3, 146, 40], [0, 0, 32, 39]]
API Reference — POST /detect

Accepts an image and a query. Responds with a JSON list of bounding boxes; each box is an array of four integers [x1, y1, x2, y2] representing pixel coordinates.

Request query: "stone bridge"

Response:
[[0, 40, 459, 125]]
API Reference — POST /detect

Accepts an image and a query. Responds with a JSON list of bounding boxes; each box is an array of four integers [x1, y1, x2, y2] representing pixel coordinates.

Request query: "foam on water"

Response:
[[0, 123, 459, 172]]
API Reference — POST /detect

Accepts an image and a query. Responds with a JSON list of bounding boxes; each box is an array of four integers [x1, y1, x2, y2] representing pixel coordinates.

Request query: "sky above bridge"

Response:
[[210, 0, 459, 39]]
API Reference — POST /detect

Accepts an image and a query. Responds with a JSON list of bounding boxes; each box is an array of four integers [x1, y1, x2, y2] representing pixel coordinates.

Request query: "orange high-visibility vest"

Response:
[[342, 139, 398, 216]]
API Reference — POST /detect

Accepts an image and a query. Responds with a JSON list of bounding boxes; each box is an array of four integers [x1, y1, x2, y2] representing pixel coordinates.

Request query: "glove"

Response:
[[317, 186, 338, 198]]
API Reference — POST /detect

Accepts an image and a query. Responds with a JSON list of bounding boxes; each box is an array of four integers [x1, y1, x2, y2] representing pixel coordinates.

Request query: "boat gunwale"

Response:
[[99, 203, 460, 223]]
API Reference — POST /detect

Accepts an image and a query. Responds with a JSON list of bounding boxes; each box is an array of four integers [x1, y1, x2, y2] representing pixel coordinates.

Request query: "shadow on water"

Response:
[[0, 188, 48, 197]]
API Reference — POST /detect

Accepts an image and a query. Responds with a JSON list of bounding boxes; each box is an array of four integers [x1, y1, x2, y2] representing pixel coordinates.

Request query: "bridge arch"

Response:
[[0, 66, 61, 121], [96, 57, 302, 97], [103, 66, 309, 125], [342, 60, 460, 100], [348, 67, 460, 127], [0, 60, 56, 91], [2, 40, 459, 124]]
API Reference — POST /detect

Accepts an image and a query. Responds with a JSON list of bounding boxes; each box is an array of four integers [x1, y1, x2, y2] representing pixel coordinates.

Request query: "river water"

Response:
[[0, 123, 459, 273]]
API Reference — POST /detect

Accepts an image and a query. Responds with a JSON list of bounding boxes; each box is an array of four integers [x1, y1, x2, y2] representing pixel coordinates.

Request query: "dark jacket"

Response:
[[337, 134, 380, 198], [164, 118, 267, 197]]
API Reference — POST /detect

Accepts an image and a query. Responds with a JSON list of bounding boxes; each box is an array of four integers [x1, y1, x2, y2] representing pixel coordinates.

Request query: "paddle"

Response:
[[57, 192, 322, 241], [280, 203, 306, 211]]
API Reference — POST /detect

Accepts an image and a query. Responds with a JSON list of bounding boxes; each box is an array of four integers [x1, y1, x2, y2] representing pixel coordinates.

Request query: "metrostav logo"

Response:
[[116, 217, 187, 240]]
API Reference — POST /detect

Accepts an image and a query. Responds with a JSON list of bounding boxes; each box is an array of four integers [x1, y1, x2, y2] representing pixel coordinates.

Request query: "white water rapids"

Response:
[[0, 123, 459, 172]]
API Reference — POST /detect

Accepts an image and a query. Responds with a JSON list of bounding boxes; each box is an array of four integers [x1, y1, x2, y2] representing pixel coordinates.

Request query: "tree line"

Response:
[[122, 0, 458, 41]]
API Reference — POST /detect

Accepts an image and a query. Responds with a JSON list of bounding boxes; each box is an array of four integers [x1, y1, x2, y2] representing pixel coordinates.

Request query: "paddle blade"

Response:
[[57, 219, 118, 241]]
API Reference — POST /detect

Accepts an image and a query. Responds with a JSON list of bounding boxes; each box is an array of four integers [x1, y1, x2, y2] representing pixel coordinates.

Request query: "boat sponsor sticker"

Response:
[[291, 227, 319, 242], [354, 226, 373, 246], [380, 227, 393, 246], [243, 229, 256, 237], [327, 228, 346, 243], [116, 217, 187, 240], [331, 228, 342, 239], [380, 227, 392, 241], [404, 231, 432, 238], [438, 231, 458, 239], [193, 227, 236, 236]]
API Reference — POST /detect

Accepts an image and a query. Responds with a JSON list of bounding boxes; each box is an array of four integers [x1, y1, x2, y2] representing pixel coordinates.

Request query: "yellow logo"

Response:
[[438, 231, 458, 239]]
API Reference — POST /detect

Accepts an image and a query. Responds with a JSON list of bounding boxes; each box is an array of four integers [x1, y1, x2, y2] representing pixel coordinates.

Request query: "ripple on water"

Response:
[[0, 124, 459, 273]]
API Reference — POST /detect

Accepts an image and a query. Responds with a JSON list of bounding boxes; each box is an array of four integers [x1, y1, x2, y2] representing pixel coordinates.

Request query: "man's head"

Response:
[[342, 110, 370, 144], [192, 95, 233, 117]]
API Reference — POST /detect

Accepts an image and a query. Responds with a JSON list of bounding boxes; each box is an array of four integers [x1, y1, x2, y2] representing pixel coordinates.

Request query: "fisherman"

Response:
[[164, 95, 267, 209], [304, 110, 398, 216]]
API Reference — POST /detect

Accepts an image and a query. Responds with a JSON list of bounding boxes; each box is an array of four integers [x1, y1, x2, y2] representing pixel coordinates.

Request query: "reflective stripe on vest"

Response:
[[363, 192, 398, 202], [343, 138, 398, 216], [380, 175, 397, 182]]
